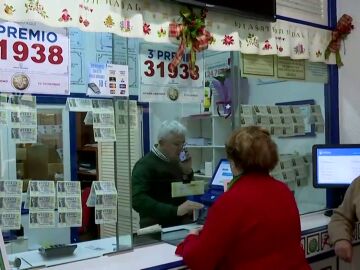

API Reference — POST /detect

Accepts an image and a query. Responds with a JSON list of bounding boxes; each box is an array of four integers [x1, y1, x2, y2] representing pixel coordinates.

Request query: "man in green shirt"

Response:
[[132, 120, 204, 228]]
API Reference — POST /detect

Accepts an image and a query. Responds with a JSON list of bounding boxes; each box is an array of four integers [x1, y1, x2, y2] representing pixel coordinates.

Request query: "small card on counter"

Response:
[[171, 180, 205, 198]]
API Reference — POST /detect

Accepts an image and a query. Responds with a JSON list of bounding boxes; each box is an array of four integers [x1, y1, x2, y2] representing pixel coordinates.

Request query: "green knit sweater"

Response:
[[132, 151, 189, 228]]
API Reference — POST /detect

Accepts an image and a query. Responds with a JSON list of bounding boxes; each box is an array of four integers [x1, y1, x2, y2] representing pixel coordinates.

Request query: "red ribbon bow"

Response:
[[325, 14, 354, 67], [168, 22, 213, 76]]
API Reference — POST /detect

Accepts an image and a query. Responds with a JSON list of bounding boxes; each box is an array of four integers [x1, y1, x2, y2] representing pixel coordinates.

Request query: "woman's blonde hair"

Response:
[[225, 126, 278, 172]]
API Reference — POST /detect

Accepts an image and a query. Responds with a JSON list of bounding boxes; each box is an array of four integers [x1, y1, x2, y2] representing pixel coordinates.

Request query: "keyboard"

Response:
[[200, 191, 222, 205], [196, 207, 208, 225], [162, 229, 189, 246], [39, 244, 77, 258]]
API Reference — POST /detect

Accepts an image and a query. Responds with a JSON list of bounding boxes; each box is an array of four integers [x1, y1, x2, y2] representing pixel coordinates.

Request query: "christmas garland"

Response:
[[169, 7, 214, 76], [325, 14, 354, 67]]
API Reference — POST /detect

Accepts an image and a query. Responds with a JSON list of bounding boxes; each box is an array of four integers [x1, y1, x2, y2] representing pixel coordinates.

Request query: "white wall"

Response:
[[245, 78, 326, 213], [149, 103, 182, 146], [246, 79, 326, 155], [337, 1, 360, 143], [149, 103, 202, 146]]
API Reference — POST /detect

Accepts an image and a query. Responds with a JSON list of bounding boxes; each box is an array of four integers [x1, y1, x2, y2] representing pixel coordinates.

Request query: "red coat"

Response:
[[176, 172, 310, 270]]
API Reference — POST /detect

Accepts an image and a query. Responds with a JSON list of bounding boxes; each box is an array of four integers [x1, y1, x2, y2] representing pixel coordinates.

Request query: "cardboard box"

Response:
[[16, 148, 27, 161], [48, 146, 61, 163], [39, 114, 54, 125], [16, 163, 25, 179], [39, 136, 61, 148], [48, 163, 63, 180], [37, 134, 62, 162], [39, 113, 61, 125], [26, 144, 48, 180]]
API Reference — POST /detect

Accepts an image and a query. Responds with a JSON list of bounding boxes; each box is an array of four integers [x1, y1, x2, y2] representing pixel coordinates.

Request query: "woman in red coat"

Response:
[[176, 126, 310, 270]]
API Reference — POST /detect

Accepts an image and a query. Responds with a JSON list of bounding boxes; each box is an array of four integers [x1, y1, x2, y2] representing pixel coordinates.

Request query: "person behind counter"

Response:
[[328, 177, 360, 263], [175, 126, 310, 270], [132, 120, 203, 228]]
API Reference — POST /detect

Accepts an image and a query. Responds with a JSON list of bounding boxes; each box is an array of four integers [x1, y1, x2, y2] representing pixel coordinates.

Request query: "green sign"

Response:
[[240, 54, 328, 83], [277, 58, 305, 80], [306, 61, 329, 83], [242, 54, 275, 77]]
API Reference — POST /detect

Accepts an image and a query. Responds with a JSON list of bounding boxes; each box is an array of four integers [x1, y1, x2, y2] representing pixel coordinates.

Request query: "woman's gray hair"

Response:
[[157, 120, 187, 141]]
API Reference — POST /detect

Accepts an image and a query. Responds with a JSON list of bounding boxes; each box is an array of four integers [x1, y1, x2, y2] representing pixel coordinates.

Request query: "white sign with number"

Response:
[[140, 43, 203, 103], [0, 21, 70, 95]]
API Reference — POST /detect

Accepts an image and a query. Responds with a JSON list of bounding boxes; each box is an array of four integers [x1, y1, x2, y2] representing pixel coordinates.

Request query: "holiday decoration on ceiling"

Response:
[[325, 14, 354, 67], [168, 7, 214, 77], [25, 0, 48, 19], [4, 4, 15, 15], [58, 9, 72, 22]]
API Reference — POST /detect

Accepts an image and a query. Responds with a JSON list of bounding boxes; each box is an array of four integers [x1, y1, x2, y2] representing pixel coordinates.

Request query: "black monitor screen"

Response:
[[206, 0, 275, 17], [313, 144, 360, 188], [175, 0, 276, 22]]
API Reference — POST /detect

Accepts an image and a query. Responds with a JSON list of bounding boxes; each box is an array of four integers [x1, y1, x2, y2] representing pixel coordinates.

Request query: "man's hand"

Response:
[[179, 150, 192, 175], [334, 240, 353, 263], [189, 226, 203, 236], [177, 200, 204, 216]]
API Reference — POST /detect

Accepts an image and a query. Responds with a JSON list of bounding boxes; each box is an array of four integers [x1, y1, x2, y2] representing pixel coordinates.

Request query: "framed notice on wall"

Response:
[[139, 43, 204, 103], [0, 21, 70, 95], [242, 54, 275, 77], [241, 54, 328, 83]]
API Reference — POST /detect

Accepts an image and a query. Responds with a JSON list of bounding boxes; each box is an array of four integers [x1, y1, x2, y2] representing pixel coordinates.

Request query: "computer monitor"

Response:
[[211, 159, 233, 188], [313, 144, 360, 188]]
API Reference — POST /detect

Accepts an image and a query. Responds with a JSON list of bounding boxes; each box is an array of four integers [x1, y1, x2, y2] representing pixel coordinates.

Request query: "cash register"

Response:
[[197, 159, 233, 224]]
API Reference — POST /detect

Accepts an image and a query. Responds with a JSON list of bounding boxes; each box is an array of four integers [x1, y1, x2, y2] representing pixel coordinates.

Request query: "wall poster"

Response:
[[0, 21, 70, 95], [139, 43, 204, 103]]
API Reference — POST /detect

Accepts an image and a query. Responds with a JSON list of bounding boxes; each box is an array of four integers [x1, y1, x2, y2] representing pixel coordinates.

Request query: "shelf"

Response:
[[181, 113, 225, 120], [77, 171, 97, 177], [182, 113, 211, 120], [187, 145, 212, 149], [187, 145, 225, 149], [213, 145, 225, 149]]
